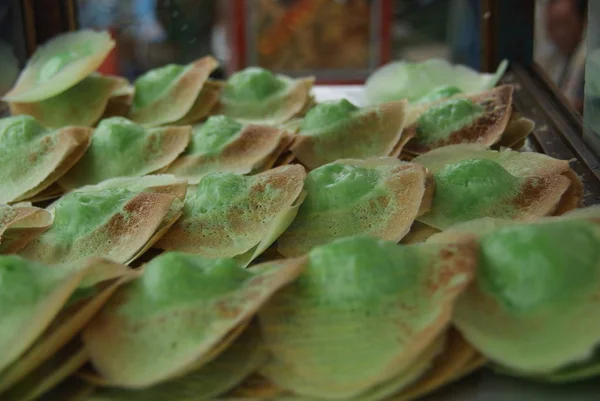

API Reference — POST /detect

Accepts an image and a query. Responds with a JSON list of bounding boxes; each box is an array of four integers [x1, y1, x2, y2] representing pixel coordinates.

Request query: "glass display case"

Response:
[[1, 1, 600, 400]]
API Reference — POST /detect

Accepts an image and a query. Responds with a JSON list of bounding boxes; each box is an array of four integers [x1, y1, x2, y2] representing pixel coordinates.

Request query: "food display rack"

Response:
[[3, 1, 600, 399]]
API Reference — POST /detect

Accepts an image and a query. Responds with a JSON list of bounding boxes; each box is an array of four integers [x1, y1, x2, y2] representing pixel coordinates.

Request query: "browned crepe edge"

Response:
[[256, 130, 297, 172], [494, 112, 535, 150], [552, 169, 583, 215], [391, 329, 478, 401], [400, 221, 441, 245], [20, 183, 64, 204], [172, 80, 223, 125], [389, 127, 416, 158], [514, 174, 573, 220], [101, 79, 134, 120], [165, 124, 285, 183], [12, 127, 93, 203], [0, 207, 52, 254]]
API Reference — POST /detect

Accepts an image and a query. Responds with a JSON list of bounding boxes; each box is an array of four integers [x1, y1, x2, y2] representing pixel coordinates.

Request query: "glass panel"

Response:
[[73, 0, 473, 83], [76, 0, 222, 80], [534, 0, 587, 113], [584, 0, 600, 153]]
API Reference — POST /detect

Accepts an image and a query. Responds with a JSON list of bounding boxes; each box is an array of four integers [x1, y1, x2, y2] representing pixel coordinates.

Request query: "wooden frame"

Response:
[[21, 0, 77, 56], [480, 0, 535, 72]]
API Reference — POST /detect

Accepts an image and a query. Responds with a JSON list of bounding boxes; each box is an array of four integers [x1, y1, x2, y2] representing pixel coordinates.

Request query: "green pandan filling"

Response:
[[415, 85, 463, 104], [191, 173, 251, 215], [95, 117, 148, 149], [300, 99, 359, 132], [122, 252, 252, 318], [479, 220, 600, 314], [432, 158, 522, 222], [187, 116, 243, 156], [0, 115, 48, 148], [133, 64, 186, 109], [37, 39, 95, 82], [305, 236, 421, 305], [416, 98, 484, 143], [223, 67, 285, 102], [71, 117, 160, 183], [303, 163, 381, 213], [52, 188, 135, 243]]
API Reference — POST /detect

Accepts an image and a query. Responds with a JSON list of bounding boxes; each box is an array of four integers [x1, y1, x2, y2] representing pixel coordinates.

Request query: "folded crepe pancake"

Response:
[[0, 205, 52, 254], [411, 91, 534, 152], [402, 85, 514, 156], [391, 329, 484, 401], [9, 74, 125, 129], [416, 158, 572, 230], [413, 144, 583, 229], [128, 56, 219, 127], [19, 175, 186, 265], [228, 374, 285, 399], [157, 164, 306, 266], [3, 30, 115, 103], [0, 116, 93, 204], [0, 267, 135, 399], [84, 320, 267, 400], [277, 158, 433, 257], [0, 255, 129, 378], [20, 184, 66, 205], [82, 252, 304, 388], [289, 99, 410, 170], [228, 335, 446, 401], [232, 333, 484, 401], [259, 235, 477, 399], [442, 210, 600, 381], [247, 334, 445, 401], [101, 80, 134, 120], [1, 338, 88, 401], [214, 67, 315, 125], [365, 58, 508, 105], [164, 115, 292, 184], [171, 80, 223, 126], [255, 130, 297, 172], [58, 117, 191, 189], [494, 111, 535, 150], [400, 221, 442, 245], [336, 334, 447, 401]]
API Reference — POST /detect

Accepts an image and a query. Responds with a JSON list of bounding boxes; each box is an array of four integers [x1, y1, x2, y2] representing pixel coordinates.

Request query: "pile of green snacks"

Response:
[[0, 30, 593, 401]]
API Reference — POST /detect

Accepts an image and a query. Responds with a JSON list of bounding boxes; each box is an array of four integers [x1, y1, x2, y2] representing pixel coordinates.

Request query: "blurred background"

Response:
[[0, 0, 589, 112]]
